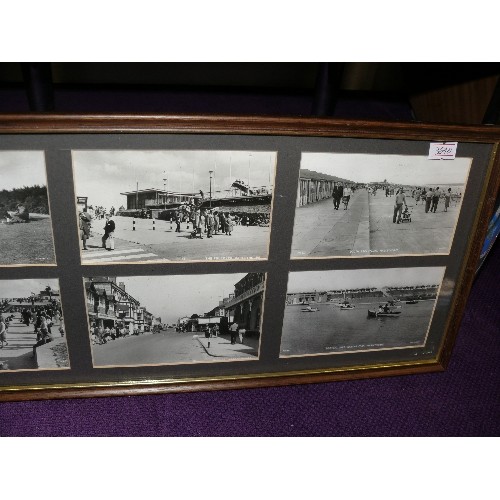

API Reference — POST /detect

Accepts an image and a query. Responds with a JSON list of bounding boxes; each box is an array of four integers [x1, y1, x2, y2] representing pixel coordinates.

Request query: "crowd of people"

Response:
[[327, 182, 460, 225], [90, 322, 133, 345], [86, 205, 117, 219], [390, 186, 459, 224], [0, 300, 64, 356], [172, 206, 269, 238]]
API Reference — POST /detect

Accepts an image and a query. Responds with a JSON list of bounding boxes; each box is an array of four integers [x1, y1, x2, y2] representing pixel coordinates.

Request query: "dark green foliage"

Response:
[[0, 185, 49, 217]]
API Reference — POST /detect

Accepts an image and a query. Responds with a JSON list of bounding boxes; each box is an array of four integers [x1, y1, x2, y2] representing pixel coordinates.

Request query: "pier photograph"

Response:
[[280, 266, 445, 357], [86, 272, 265, 367], [0, 151, 56, 266], [72, 150, 276, 264], [0, 279, 69, 371], [291, 152, 471, 258]]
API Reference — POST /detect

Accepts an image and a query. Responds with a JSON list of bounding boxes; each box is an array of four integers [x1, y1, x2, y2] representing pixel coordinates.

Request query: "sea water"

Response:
[[280, 299, 436, 356]]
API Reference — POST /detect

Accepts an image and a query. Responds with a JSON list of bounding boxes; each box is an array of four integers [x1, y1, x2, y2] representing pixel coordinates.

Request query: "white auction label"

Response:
[[428, 142, 458, 160]]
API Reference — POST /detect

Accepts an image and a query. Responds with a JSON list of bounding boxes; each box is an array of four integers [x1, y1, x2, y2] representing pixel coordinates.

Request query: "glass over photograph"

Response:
[[280, 266, 445, 357], [72, 150, 276, 264], [0, 279, 69, 372], [291, 152, 471, 258], [0, 151, 56, 266], [86, 273, 265, 367]]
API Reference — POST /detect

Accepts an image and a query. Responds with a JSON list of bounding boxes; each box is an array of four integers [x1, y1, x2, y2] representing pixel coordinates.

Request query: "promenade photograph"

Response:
[[291, 152, 471, 258], [72, 150, 276, 264], [0, 151, 56, 266], [280, 266, 445, 357], [86, 272, 265, 367], [0, 279, 69, 371]]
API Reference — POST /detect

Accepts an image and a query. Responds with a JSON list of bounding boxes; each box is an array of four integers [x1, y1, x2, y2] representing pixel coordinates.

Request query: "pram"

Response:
[[401, 205, 412, 223]]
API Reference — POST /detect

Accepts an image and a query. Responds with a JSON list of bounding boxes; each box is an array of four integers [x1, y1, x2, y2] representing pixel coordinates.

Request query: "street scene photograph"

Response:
[[0, 279, 69, 371], [291, 152, 471, 258], [72, 150, 276, 264], [280, 266, 445, 357], [86, 272, 265, 367], [0, 151, 56, 266]]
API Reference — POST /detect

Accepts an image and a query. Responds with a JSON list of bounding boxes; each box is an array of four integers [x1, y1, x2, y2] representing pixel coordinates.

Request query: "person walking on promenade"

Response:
[[98, 325, 105, 344], [229, 322, 238, 344], [213, 211, 220, 235], [238, 325, 246, 344], [102, 214, 116, 250], [393, 189, 408, 224], [32, 314, 53, 357], [79, 211, 92, 250], [206, 210, 214, 238], [0, 316, 7, 348], [226, 212, 234, 236], [431, 187, 441, 213], [343, 184, 353, 210], [425, 188, 433, 213], [175, 210, 181, 232], [199, 210, 206, 237], [420, 188, 427, 205], [444, 188, 452, 212], [332, 182, 343, 210], [219, 212, 226, 234]]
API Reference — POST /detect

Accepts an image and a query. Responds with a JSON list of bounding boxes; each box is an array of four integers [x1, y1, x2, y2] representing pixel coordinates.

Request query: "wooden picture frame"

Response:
[[0, 114, 498, 401]]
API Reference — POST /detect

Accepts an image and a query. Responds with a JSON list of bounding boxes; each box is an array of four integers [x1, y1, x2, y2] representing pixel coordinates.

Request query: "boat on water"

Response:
[[339, 304, 355, 310], [367, 309, 402, 318], [301, 306, 320, 312], [380, 301, 402, 309], [406, 299, 418, 304]]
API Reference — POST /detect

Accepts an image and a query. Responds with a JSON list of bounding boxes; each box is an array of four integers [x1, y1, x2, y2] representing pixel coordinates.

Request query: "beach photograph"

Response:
[[72, 150, 276, 264], [280, 266, 445, 357], [291, 152, 471, 258], [0, 151, 56, 266], [86, 272, 265, 367], [0, 278, 69, 372]]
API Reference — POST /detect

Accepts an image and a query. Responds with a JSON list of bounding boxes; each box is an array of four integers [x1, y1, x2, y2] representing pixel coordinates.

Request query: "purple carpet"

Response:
[[1, 241, 498, 436]]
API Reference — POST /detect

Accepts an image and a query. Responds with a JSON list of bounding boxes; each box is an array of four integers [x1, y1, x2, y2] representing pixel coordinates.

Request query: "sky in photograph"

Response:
[[73, 150, 276, 209], [301, 153, 471, 186], [287, 267, 445, 293], [0, 151, 47, 190], [0, 278, 59, 299], [115, 273, 248, 324]]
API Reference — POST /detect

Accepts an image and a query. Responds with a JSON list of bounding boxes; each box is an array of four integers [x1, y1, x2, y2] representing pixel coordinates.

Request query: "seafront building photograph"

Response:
[[0, 278, 69, 371], [291, 153, 471, 258], [86, 272, 265, 367], [0, 151, 56, 266], [72, 150, 276, 264], [280, 266, 445, 357]]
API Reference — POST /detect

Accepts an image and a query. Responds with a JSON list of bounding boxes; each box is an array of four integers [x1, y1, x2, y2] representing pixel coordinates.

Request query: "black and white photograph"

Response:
[[291, 152, 471, 258], [0, 279, 69, 371], [0, 151, 56, 266], [86, 272, 265, 367], [72, 150, 276, 264], [280, 266, 445, 357]]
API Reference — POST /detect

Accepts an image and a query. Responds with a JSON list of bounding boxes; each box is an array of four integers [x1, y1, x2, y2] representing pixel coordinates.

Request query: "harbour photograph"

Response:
[[86, 272, 265, 367], [0, 279, 69, 371], [72, 150, 276, 264], [280, 266, 445, 357], [291, 152, 471, 258], [0, 151, 56, 266]]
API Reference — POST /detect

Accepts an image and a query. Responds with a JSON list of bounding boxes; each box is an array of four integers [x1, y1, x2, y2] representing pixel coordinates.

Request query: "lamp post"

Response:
[[163, 174, 167, 209], [209, 170, 214, 208], [248, 153, 251, 192]]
